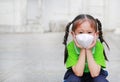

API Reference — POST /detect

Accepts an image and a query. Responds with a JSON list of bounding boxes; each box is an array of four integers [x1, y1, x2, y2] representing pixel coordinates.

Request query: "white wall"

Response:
[[0, 0, 120, 32], [108, 0, 120, 29], [41, 0, 70, 31], [27, 0, 40, 24], [0, 0, 27, 26], [0, 0, 14, 25]]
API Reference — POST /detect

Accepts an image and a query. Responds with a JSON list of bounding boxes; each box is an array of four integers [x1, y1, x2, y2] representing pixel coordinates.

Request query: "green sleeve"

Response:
[[94, 41, 106, 68], [65, 41, 79, 69]]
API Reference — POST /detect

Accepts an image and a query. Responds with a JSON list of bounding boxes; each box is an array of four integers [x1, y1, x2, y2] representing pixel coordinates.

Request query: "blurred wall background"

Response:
[[0, 0, 120, 33], [0, 1, 120, 81]]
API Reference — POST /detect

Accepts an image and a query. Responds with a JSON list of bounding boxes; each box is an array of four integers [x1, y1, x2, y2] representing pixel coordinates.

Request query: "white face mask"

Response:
[[76, 34, 94, 48]]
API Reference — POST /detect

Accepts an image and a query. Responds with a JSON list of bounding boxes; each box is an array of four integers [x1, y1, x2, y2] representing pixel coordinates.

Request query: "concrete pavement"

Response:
[[0, 32, 120, 82]]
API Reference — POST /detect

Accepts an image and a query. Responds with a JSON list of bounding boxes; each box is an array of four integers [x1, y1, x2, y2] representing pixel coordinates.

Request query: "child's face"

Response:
[[74, 21, 97, 36]]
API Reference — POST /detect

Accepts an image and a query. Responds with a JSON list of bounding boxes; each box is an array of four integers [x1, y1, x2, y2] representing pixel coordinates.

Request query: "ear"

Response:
[[71, 31, 74, 35], [95, 32, 99, 39], [96, 31, 99, 35], [71, 31, 75, 37]]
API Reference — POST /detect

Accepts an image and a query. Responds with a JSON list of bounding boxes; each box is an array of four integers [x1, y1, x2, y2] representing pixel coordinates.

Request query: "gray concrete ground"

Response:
[[0, 32, 120, 82]]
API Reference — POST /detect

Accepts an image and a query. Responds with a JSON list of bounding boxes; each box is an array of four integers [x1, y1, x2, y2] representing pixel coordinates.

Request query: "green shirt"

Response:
[[65, 40, 106, 73]]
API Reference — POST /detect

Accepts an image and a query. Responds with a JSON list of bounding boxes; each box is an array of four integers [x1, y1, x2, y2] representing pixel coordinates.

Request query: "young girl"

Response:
[[63, 14, 109, 82]]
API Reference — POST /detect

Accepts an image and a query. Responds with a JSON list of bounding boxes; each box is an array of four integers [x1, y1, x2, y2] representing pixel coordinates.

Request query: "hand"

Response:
[[71, 32, 84, 49]]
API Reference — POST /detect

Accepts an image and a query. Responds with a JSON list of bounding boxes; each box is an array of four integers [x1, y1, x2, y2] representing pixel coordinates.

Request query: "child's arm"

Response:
[[86, 34, 101, 77], [72, 49, 86, 76], [71, 32, 86, 76], [86, 35, 101, 77], [86, 49, 101, 77]]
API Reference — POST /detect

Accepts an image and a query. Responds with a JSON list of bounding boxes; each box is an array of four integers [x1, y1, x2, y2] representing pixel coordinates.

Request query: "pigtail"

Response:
[[63, 22, 72, 63], [63, 22, 72, 45], [96, 19, 110, 61]]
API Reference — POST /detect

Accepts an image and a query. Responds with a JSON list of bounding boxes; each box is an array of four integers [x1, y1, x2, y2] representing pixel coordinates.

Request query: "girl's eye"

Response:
[[88, 32, 92, 34], [79, 32, 83, 34]]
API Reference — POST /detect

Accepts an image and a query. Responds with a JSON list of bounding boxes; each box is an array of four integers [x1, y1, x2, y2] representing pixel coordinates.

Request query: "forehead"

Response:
[[73, 19, 96, 32], [77, 21, 94, 31]]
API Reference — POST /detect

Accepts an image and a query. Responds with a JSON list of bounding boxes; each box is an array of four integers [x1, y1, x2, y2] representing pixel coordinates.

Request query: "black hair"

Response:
[[96, 19, 110, 61], [63, 14, 109, 63]]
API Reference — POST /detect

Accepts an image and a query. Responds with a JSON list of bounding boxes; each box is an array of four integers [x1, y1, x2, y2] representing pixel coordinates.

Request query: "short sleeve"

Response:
[[93, 41, 106, 68], [65, 41, 79, 69]]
